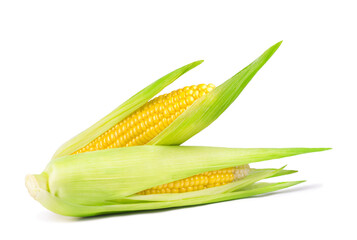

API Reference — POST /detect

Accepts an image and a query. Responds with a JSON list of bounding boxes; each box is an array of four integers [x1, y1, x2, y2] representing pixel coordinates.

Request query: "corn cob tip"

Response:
[[25, 174, 40, 200], [26, 173, 48, 201]]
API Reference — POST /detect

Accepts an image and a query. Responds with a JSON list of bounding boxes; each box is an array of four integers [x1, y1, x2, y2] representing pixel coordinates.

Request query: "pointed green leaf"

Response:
[[51, 60, 204, 159], [250, 168, 298, 178], [149, 41, 282, 145]]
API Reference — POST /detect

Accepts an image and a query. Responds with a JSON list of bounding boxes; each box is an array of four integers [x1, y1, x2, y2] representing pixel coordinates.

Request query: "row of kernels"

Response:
[[140, 185, 207, 195]]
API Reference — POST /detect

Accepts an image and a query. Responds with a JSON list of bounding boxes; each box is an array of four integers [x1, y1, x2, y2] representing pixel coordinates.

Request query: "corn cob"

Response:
[[138, 165, 250, 195], [25, 41, 331, 217], [72, 83, 216, 153]]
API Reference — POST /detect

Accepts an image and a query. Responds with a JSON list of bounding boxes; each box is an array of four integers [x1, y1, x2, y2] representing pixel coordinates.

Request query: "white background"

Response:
[[1, 0, 356, 239]]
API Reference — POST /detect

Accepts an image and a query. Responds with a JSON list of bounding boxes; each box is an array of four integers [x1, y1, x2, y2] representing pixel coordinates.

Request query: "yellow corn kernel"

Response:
[[72, 84, 251, 194]]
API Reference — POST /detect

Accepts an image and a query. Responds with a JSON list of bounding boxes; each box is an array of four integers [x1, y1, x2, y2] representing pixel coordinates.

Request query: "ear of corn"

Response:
[[51, 60, 204, 159], [26, 145, 329, 215], [26, 42, 331, 217], [53, 41, 281, 159]]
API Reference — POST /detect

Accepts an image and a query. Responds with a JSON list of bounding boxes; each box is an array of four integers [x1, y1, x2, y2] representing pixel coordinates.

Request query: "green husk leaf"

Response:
[[26, 173, 303, 217], [43, 146, 329, 206], [250, 168, 298, 178], [121, 166, 289, 202], [51, 60, 203, 160], [149, 41, 282, 145]]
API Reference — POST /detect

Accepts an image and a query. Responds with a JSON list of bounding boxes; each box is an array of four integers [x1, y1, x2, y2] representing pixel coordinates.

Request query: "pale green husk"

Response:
[[26, 146, 329, 217]]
